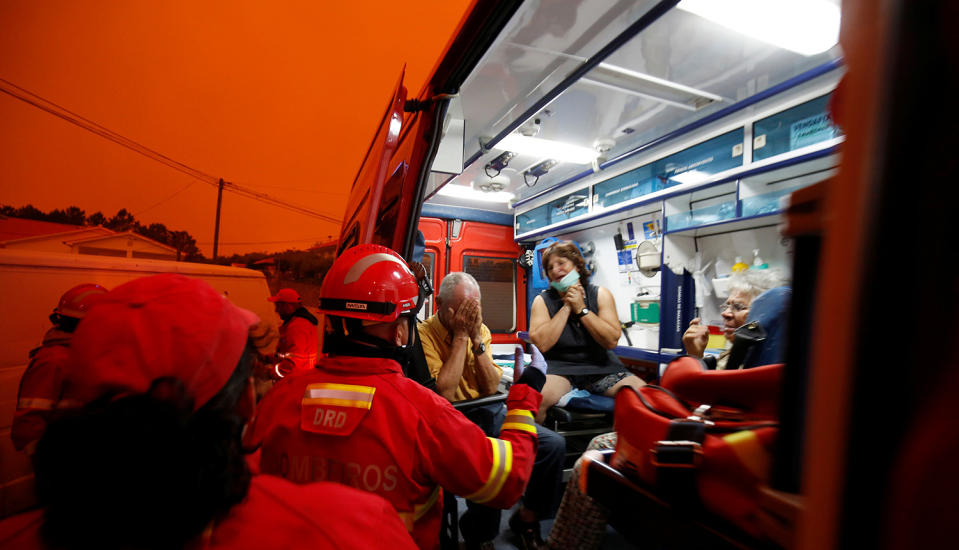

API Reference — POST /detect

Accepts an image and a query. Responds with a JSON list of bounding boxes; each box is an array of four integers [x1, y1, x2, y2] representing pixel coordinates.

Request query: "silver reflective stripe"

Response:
[[306, 388, 374, 402], [343, 253, 412, 284]]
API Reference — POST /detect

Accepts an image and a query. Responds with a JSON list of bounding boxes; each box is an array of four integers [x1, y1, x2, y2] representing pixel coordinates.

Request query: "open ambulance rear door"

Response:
[[336, 1, 522, 260]]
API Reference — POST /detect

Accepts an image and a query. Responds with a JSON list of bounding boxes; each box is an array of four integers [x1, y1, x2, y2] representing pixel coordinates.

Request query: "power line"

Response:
[[0, 78, 218, 185], [252, 184, 349, 195], [221, 182, 341, 222], [0, 77, 343, 224], [133, 180, 197, 216]]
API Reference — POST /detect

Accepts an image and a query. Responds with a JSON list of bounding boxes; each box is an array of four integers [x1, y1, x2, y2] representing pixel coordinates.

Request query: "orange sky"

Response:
[[0, 0, 472, 256]]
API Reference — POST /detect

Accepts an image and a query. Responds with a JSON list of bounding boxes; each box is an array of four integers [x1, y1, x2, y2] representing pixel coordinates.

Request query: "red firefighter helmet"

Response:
[[53, 283, 108, 319], [319, 244, 419, 324]]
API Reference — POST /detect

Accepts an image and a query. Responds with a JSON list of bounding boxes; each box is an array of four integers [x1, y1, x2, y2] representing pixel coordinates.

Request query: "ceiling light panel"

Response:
[[436, 184, 515, 203], [493, 134, 598, 165], [677, 0, 840, 56]]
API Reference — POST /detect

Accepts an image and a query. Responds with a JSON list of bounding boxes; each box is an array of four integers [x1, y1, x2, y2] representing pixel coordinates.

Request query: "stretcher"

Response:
[[582, 449, 779, 549]]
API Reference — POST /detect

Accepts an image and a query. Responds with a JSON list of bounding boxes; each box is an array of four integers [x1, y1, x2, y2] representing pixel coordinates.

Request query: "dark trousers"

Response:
[[459, 402, 566, 543]]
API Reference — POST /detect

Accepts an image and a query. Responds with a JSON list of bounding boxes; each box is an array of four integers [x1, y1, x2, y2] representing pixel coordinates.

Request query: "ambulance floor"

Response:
[[453, 495, 632, 549]]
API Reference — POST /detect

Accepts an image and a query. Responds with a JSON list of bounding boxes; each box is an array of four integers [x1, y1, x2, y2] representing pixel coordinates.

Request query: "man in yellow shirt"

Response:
[[418, 272, 501, 402], [419, 272, 565, 550]]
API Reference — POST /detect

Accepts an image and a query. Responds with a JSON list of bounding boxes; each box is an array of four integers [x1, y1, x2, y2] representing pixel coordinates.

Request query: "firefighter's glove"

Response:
[[516, 343, 547, 392]]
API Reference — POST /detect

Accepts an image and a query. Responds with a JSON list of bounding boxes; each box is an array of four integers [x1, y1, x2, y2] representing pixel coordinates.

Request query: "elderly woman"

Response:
[[682, 270, 780, 369], [528, 240, 644, 422]]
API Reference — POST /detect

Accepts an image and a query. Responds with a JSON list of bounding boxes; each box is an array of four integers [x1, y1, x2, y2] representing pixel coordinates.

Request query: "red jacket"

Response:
[[276, 315, 318, 377], [0, 475, 415, 550], [11, 328, 72, 452], [247, 355, 541, 549]]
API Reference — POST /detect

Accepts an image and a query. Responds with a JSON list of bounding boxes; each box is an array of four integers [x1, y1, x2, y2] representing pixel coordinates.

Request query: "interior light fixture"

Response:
[[436, 183, 515, 203], [677, 0, 840, 56], [523, 159, 558, 187], [485, 151, 516, 178], [388, 112, 403, 139], [477, 175, 510, 193], [581, 64, 723, 111], [493, 134, 598, 165], [478, 181, 504, 192]]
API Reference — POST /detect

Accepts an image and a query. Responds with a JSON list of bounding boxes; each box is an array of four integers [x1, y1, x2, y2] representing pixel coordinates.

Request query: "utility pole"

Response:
[[213, 178, 225, 259]]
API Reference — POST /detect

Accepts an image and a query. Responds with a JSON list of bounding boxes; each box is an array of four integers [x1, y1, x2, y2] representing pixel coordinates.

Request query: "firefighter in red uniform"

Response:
[[265, 288, 318, 378], [248, 244, 547, 549], [11, 283, 107, 454], [0, 274, 416, 550]]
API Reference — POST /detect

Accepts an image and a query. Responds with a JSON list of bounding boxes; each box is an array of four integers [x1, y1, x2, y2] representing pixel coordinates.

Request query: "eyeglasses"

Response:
[[720, 301, 749, 313]]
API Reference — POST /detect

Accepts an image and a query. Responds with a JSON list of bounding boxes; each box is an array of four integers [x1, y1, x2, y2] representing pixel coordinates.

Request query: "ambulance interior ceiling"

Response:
[[423, 0, 842, 218]]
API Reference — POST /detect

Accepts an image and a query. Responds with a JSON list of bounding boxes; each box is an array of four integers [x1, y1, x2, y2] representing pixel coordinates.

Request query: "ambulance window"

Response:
[[463, 256, 516, 333], [417, 252, 435, 322]]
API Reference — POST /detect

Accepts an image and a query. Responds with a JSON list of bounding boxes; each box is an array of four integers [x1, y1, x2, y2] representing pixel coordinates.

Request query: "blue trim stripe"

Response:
[[614, 346, 661, 363], [421, 203, 514, 226]]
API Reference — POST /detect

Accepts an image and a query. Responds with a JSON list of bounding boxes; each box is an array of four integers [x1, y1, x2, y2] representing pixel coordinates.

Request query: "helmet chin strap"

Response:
[[323, 314, 416, 364]]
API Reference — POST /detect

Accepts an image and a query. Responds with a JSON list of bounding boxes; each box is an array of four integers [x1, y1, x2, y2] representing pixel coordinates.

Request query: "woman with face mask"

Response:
[[528, 241, 645, 422]]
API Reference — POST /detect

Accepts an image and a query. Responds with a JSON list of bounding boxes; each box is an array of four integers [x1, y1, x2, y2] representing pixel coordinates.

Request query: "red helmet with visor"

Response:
[[318, 244, 419, 324], [54, 283, 108, 319]]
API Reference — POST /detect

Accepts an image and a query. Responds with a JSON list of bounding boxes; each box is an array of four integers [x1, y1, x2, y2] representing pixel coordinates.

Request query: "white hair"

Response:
[[437, 272, 479, 304], [727, 268, 786, 300]]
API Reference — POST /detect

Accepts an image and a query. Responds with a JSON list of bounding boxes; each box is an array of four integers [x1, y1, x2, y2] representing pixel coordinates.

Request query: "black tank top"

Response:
[[539, 284, 624, 376]]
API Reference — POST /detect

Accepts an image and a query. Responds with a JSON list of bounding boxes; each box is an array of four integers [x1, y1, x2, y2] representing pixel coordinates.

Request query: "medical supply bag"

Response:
[[612, 356, 783, 536]]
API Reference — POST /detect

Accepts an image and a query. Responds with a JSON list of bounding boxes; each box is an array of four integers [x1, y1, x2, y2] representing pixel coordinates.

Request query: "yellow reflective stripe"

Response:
[[306, 383, 375, 394], [501, 422, 536, 434], [396, 512, 414, 532], [465, 438, 513, 504], [501, 409, 537, 435], [301, 397, 373, 409], [394, 486, 440, 532], [17, 397, 55, 410], [302, 384, 375, 409], [414, 486, 441, 521], [722, 430, 770, 479]]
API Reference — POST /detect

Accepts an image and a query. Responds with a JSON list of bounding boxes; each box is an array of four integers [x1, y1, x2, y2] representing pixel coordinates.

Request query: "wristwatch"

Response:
[[473, 341, 486, 355], [575, 307, 589, 319]]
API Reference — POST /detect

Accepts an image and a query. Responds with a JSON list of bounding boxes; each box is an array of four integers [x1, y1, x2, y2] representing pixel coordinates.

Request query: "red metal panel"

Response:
[[417, 217, 446, 316]]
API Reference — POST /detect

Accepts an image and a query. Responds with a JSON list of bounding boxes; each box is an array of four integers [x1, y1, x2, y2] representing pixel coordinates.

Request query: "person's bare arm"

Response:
[[471, 342, 501, 396], [468, 301, 500, 396], [430, 334, 469, 402], [529, 294, 570, 352], [568, 285, 621, 349]]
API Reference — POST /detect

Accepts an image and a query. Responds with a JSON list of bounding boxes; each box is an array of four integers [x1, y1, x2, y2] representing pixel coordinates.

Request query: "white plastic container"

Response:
[[712, 277, 731, 298], [627, 323, 660, 350]]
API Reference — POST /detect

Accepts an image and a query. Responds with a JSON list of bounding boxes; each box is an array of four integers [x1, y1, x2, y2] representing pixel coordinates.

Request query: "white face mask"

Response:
[[549, 270, 580, 292]]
